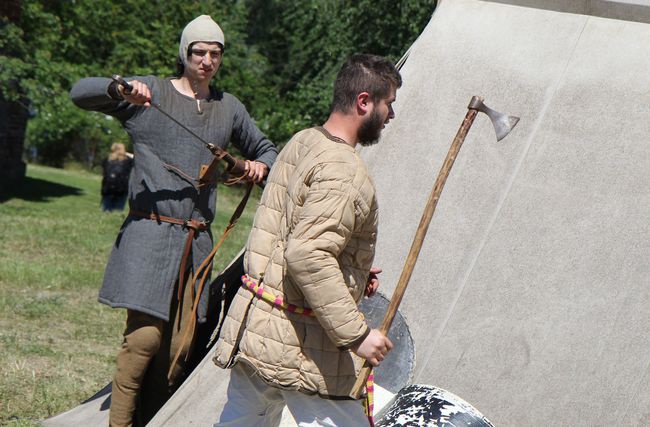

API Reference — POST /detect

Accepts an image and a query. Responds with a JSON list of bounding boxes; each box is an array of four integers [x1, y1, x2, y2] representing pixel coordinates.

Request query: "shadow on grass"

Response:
[[0, 176, 83, 203]]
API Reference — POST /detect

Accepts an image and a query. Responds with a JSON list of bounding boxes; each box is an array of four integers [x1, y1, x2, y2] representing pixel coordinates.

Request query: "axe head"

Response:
[[469, 97, 520, 141]]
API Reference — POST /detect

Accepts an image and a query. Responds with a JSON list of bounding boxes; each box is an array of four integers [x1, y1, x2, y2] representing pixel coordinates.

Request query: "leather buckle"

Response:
[[184, 219, 208, 230]]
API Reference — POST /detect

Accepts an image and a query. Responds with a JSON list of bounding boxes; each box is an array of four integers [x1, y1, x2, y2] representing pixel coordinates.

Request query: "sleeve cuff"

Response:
[[107, 80, 124, 101], [338, 325, 371, 351]]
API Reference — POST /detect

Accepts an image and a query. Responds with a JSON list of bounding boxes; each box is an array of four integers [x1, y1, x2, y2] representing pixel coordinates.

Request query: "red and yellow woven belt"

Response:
[[241, 274, 376, 426]]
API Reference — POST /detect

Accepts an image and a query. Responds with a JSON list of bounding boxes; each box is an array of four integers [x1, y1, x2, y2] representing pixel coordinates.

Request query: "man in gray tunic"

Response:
[[70, 15, 277, 427]]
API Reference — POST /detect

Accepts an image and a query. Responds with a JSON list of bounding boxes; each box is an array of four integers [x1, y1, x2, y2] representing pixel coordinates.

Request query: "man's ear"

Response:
[[356, 92, 371, 115]]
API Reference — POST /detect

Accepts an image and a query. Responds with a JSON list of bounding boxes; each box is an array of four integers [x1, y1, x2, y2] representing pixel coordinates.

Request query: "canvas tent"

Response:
[[46, 0, 650, 425]]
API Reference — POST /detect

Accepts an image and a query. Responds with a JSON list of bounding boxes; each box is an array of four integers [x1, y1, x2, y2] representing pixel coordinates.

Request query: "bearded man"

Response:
[[213, 53, 401, 427]]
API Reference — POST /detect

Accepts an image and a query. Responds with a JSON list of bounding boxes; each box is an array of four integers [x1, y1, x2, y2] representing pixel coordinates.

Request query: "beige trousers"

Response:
[[109, 274, 195, 427]]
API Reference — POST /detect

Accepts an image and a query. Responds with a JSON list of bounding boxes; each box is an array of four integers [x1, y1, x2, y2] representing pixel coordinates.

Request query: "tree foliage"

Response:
[[1, 0, 435, 167]]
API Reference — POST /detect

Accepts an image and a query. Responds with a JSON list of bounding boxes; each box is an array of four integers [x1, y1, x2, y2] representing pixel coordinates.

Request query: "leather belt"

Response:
[[128, 181, 253, 381], [128, 210, 209, 302]]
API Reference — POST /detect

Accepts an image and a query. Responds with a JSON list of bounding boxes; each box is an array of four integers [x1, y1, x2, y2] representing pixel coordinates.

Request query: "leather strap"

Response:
[[128, 210, 208, 229], [128, 210, 208, 307], [198, 151, 248, 189], [168, 181, 254, 379]]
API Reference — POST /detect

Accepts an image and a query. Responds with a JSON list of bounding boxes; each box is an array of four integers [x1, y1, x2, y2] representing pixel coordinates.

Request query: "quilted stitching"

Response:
[[214, 127, 377, 398]]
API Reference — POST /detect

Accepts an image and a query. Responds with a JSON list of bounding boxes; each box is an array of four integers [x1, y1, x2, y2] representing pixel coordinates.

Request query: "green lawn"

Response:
[[0, 164, 259, 425]]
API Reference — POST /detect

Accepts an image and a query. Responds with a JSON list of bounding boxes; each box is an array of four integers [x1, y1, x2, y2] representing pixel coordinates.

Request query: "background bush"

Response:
[[1, 0, 435, 168]]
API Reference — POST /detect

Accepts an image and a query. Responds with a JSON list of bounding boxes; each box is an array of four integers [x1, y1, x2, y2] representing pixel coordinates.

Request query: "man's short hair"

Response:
[[330, 54, 402, 114]]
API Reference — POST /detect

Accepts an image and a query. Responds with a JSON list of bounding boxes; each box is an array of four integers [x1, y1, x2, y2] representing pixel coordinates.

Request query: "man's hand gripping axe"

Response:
[[350, 96, 520, 399]]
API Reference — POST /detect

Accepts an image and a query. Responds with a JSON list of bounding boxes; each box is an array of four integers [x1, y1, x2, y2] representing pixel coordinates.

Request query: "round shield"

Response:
[[358, 292, 415, 394], [375, 384, 494, 427]]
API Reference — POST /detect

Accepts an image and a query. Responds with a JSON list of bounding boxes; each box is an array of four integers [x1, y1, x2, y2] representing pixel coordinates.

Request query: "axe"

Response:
[[351, 96, 519, 399]]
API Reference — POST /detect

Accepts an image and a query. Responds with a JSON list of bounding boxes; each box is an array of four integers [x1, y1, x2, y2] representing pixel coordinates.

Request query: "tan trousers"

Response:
[[109, 274, 195, 427]]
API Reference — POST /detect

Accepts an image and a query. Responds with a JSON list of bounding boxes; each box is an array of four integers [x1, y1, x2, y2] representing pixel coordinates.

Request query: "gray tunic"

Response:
[[70, 76, 277, 322]]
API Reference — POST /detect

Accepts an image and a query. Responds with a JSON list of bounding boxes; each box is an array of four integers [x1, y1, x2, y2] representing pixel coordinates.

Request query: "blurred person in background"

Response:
[[100, 142, 133, 212]]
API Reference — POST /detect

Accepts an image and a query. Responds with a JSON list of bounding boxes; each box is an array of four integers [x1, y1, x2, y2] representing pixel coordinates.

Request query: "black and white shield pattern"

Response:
[[375, 384, 493, 427]]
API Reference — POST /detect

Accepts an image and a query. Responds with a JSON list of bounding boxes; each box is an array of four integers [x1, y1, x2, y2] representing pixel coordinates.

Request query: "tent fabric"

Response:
[[45, 1, 650, 425]]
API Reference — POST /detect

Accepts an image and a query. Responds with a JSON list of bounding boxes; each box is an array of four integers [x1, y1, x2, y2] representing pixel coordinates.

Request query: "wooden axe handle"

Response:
[[350, 99, 481, 399]]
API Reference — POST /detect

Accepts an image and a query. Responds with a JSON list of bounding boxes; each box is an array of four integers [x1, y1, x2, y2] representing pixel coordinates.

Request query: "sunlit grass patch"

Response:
[[0, 164, 258, 424]]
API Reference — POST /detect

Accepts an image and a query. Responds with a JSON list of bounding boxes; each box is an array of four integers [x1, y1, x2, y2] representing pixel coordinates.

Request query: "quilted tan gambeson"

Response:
[[214, 126, 378, 399]]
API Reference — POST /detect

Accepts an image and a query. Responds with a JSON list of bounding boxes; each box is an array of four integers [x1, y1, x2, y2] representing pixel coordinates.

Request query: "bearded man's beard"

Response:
[[357, 108, 385, 147]]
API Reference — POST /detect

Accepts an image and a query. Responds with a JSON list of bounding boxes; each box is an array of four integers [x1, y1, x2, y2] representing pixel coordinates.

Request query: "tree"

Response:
[[244, 0, 436, 143], [0, 0, 29, 184], [0, 0, 276, 166], [0, 0, 435, 166]]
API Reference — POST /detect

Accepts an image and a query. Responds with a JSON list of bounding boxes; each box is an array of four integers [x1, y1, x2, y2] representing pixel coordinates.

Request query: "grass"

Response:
[[0, 164, 259, 425]]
